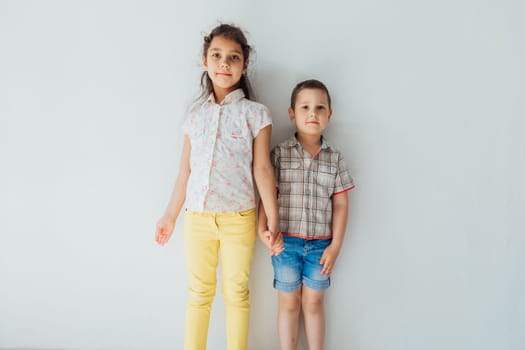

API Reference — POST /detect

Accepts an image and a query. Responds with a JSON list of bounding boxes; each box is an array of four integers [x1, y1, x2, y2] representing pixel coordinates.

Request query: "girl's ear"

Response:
[[202, 55, 208, 70], [243, 58, 250, 73], [288, 107, 295, 122]]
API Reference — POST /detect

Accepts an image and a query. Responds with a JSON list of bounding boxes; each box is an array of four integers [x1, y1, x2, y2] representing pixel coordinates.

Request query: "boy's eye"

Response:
[[317, 106, 325, 110], [302, 106, 308, 109]]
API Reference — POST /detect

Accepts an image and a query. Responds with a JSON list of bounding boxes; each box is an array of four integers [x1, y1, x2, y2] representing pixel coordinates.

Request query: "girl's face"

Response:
[[203, 35, 248, 99], [289, 88, 332, 137]]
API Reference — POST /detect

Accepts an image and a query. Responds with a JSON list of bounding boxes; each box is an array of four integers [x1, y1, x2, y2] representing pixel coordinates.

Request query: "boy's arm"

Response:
[[330, 191, 349, 251], [252, 125, 279, 235], [155, 135, 191, 245], [320, 191, 349, 274]]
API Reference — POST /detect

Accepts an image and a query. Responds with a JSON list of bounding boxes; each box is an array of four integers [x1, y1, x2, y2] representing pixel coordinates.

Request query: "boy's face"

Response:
[[289, 88, 332, 137]]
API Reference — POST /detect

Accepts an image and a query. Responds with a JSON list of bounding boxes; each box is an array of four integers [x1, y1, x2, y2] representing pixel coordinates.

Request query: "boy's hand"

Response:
[[155, 216, 175, 246], [320, 244, 341, 275]]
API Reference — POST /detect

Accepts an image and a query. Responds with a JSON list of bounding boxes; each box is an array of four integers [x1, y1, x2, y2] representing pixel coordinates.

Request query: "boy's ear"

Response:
[[288, 107, 295, 122], [328, 109, 333, 120]]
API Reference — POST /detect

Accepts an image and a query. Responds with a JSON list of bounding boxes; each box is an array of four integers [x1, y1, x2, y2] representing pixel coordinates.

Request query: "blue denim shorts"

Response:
[[271, 235, 332, 292]]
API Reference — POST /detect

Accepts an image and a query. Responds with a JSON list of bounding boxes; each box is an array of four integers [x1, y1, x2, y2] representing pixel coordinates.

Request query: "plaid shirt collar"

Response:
[[204, 88, 245, 106], [284, 133, 331, 151]]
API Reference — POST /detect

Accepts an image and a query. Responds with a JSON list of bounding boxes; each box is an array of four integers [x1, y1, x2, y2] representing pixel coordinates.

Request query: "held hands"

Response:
[[270, 230, 285, 256], [267, 218, 284, 255], [259, 229, 284, 256], [320, 244, 341, 275], [155, 216, 176, 246]]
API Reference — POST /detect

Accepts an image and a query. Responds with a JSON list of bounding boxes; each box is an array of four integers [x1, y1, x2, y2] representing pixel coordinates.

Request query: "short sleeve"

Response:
[[182, 102, 201, 137], [247, 104, 272, 138], [182, 115, 192, 136], [333, 153, 355, 195]]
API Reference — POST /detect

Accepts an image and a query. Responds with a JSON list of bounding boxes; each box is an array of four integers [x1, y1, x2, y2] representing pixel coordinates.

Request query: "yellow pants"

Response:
[[183, 208, 256, 350]]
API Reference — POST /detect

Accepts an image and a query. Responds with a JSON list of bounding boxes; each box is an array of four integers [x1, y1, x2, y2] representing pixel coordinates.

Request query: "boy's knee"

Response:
[[279, 291, 302, 312], [301, 294, 324, 312]]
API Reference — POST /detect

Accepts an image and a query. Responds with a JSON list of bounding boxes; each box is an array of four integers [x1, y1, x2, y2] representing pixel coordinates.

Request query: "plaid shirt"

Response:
[[272, 135, 355, 239]]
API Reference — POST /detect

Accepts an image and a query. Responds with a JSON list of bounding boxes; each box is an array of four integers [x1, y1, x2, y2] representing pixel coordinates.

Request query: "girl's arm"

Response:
[[320, 191, 349, 275], [155, 135, 191, 246], [258, 199, 283, 255], [253, 125, 280, 237], [257, 199, 269, 241]]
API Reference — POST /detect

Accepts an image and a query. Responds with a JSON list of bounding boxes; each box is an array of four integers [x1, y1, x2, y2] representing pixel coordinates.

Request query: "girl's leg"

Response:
[[218, 209, 257, 350], [302, 286, 326, 350], [277, 289, 302, 350], [184, 211, 220, 350]]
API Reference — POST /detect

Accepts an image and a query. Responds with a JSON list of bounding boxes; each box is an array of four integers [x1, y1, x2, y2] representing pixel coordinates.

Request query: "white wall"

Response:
[[1, 1, 523, 349]]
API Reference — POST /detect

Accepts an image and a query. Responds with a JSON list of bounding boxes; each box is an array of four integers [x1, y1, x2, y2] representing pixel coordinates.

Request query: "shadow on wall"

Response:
[[252, 63, 304, 145]]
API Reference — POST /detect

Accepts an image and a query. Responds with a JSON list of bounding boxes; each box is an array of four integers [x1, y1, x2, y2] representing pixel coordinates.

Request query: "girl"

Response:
[[259, 79, 355, 350], [155, 24, 282, 350]]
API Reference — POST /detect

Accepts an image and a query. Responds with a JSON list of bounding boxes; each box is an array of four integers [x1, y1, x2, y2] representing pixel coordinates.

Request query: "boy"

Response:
[[258, 79, 355, 350]]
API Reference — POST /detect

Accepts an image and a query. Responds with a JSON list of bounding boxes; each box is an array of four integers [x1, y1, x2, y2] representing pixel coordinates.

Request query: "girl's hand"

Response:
[[259, 229, 284, 255], [269, 231, 284, 256], [155, 216, 175, 246], [267, 217, 283, 255], [320, 244, 341, 275]]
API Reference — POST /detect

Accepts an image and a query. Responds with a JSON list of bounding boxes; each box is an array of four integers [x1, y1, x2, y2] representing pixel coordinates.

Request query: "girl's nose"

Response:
[[220, 60, 230, 68]]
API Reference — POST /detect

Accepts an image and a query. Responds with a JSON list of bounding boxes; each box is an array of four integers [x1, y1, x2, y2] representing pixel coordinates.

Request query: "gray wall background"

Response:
[[1, 0, 523, 349]]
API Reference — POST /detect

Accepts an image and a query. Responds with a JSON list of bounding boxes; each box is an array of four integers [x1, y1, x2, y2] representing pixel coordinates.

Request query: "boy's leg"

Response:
[[218, 209, 256, 350], [184, 211, 220, 350], [272, 235, 304, 350], [278, 289, 302, 350], [302, 286, 326, 350], [301, 238, 332, 350]]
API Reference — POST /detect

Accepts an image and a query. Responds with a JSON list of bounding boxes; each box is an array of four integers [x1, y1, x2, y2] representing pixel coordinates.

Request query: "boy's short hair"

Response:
[[290, 79, 332, 109]]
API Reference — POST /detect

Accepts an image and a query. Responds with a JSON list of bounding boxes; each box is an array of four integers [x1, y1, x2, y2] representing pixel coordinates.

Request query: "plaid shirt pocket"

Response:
[[316, 164, 337, 188]]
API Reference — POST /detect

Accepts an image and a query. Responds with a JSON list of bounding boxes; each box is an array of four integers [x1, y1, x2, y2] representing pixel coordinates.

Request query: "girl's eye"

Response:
[[211, 53, 220, 58], [231, 55, 240, 61]]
